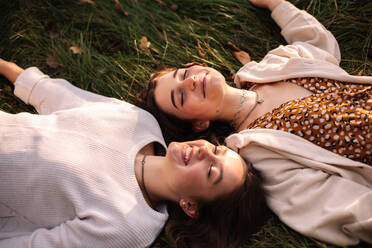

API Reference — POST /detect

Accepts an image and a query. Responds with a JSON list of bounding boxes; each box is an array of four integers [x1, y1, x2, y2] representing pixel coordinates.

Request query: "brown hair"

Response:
[[165, 163, 266, 248], [136, 65, 234, 144]]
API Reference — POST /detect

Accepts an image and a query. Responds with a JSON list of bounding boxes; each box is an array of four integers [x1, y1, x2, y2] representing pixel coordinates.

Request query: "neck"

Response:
[[134, 154, 175, 208], [216, 85, 257, 123]]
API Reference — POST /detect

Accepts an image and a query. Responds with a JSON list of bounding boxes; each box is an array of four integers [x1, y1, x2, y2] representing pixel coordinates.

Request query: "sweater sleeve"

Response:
[[14, 67, 117, 114], [271, 1, 341, 62], [0, 217, 148, 248]]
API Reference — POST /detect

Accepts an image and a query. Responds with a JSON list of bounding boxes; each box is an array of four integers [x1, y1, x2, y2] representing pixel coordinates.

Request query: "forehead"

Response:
[[153, 69, 180, 115]]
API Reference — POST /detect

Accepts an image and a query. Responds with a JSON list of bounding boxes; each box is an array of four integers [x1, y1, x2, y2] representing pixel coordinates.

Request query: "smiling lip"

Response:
[[182, 145, 193, 165]]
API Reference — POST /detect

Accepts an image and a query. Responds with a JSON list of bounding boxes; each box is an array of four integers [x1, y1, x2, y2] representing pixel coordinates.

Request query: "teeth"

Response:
[[184, 146, 192, 165]]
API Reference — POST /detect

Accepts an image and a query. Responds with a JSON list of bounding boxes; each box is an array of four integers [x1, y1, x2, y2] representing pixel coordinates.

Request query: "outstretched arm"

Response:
[[0, 59, 117, 114], [249, 0, 284, 11], [0, 58, 24, 84]]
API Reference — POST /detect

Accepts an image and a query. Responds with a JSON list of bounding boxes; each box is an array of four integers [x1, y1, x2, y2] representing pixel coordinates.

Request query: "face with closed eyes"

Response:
[[164, 140, 246, 202], [154, 65, 227, 121]]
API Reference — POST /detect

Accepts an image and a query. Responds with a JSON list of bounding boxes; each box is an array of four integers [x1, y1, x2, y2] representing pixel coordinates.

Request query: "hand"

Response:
[[249, 0, 284, 11], [0, 58, 24, 84]]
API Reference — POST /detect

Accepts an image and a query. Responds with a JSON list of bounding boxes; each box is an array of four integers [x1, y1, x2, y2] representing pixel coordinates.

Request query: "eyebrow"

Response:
[[171, 90, 178, 109], [213, 165, 224, 185]]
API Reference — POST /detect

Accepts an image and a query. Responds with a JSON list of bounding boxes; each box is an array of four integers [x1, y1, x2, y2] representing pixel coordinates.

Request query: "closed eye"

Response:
[[208, 163, 213, 178], [208, 145, 218, 178], [183, 69, 188, 80]]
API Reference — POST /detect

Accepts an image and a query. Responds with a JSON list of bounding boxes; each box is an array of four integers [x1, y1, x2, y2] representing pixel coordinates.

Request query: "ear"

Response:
[[179, 199, 199, 219], [192, 120, 210, 132]]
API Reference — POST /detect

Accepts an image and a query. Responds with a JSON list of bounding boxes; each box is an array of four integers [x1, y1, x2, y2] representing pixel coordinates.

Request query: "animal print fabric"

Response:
[[246, 78, 372, 165]]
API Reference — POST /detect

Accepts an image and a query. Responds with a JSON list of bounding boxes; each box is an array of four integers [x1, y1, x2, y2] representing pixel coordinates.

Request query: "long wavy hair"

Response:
[[165, 163, 266, 248]]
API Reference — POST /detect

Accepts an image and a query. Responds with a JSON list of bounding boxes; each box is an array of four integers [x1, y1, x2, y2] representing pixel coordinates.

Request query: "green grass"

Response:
[[0, 0, 371, 247]]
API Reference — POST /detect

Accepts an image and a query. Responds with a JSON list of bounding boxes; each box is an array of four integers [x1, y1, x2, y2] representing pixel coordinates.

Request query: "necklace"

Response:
[[230, 89, 249, 128], [141, 155, 155, 207], [232, 86, 264, 130]]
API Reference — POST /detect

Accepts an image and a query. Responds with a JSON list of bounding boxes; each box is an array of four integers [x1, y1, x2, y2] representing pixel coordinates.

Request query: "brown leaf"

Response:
[[114, 0, 128, 16], [197, 41, 206, 59], [46, 53, 59, 69], [226, 41, 240, 51], [232, 51, 251, 65], [170, 4, 178, 11], [139, 36, 151, 54], [69, 45, 82, 55], [155, 0, 167, 7], [78, 0, 96, 6], [357, 69, 364, 76], [151, 47, 160, 54]]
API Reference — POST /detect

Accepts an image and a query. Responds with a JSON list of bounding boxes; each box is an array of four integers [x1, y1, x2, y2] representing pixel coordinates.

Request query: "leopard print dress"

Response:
[[245, 78, 372, 165]]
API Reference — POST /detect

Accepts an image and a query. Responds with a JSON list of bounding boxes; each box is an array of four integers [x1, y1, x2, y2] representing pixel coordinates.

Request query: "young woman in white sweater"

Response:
[[139, 0, 372, 246], [0, 58, 266, 248]]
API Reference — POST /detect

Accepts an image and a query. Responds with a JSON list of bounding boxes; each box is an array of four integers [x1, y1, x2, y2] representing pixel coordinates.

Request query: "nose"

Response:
[[197, 146, 216, 161], [180, 76, 196, 91]]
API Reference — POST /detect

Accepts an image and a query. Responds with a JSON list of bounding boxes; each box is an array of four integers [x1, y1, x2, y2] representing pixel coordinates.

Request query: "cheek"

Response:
[[175, 167, 205, 190]]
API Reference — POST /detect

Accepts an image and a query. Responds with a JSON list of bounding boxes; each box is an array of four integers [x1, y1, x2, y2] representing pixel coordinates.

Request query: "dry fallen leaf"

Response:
[[226, 41, 240, 51], [232, 51, 251, 65], [114, 0, 128, 16], [46, 53, 59, 69], [78, 0, 96, 6], [155, 0, 167, 7], [69, 45, 82, 55], [170, 4, 178, 11], [357, 69, 364, 76], [139, 36, 151, 54], [197, 41, 206, 59]]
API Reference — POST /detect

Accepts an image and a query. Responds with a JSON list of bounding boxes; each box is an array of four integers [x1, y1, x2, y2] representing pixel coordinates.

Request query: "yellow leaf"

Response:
[[69, 45, 82, 55], [139, 36, 151, 54], [197, 41, 206, 59], [232, 51, 251, 65]]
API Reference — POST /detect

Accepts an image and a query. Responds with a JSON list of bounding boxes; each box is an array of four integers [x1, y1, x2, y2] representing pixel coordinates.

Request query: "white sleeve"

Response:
[[271, 1, 341, 62], [0, 217, 131, 248], [14, 67, 117, 114]]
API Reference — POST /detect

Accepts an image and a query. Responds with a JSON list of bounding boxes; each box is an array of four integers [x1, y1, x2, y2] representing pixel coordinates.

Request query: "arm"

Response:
[[249, 0, 283, 11], [0, 217, 134, 248], [1, 59, 116, 114], [226, 130, 372, 245], [0, 58, 24, 84], [251, 0, 341, 62]]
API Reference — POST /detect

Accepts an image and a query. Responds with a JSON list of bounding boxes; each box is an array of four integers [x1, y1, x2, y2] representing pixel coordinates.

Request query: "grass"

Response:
[[0, 0, 371, 247]]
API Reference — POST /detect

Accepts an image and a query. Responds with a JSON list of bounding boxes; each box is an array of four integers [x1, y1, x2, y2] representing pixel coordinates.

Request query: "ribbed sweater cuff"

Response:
[[14, 67, 49, 104], [271, 1, 300, 29]]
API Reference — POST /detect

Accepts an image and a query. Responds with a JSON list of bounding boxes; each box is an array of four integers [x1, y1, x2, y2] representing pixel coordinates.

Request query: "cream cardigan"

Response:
[[227, 1, 372, 246]]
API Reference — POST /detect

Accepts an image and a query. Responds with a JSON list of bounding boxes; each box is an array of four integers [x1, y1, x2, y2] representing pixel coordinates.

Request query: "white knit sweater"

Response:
[[227, 1, 372, 246], [0, 67, 168, 248]]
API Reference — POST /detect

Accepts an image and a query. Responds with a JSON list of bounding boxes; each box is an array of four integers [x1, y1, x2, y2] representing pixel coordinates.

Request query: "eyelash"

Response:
[[183, 69, 188, 80], [208, 146, 218, 178], [180, 70, 188, 106]]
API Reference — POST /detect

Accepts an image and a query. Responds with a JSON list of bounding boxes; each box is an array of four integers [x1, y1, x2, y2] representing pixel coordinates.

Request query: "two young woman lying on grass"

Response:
[[0, 58, 265, 248], [139, 0, 372, 245]]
